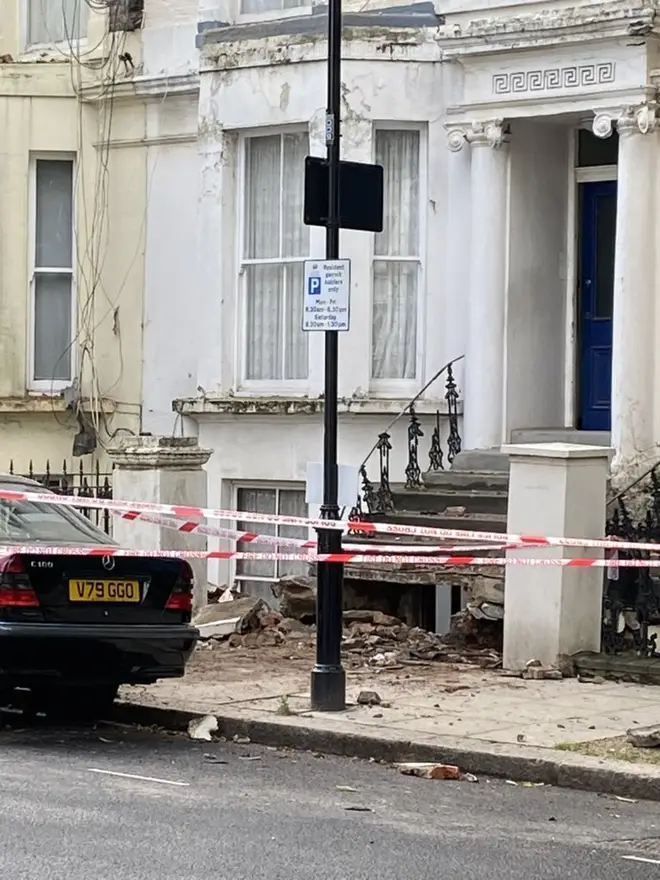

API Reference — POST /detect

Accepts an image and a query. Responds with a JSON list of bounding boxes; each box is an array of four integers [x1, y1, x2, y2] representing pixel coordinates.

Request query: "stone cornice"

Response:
[[200, 30, 439, 73], [438, 1, 656, 57]]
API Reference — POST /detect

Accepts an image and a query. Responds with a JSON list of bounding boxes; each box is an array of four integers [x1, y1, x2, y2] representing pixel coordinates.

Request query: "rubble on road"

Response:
[[396, 762, 461, 780], [188, 715, 218, 741]]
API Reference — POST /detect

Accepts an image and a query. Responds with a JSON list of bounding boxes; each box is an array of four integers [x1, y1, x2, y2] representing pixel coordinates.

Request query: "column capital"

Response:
[[592, 104, 658, 139], [618, 103, 657, 137], [468, 119, 508, 148], [445, 119, 508, 152]]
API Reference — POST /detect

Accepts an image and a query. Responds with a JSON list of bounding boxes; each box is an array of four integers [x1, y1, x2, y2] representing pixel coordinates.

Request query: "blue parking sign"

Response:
[[308, 276, 321, 296]]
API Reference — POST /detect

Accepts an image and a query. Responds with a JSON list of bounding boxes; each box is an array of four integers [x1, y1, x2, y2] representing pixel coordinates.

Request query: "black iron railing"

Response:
[[350, 356, 463, 519], [603, 465, 660, 656], [8, 459, 114, 536]]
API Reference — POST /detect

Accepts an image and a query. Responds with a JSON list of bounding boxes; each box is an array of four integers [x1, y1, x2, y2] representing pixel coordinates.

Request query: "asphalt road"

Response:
[[1, 718, 660, 880]]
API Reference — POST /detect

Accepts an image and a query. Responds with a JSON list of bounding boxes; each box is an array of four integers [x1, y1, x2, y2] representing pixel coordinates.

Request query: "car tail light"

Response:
[[166, 561, 194, 613], [0, 555, 39, 607]]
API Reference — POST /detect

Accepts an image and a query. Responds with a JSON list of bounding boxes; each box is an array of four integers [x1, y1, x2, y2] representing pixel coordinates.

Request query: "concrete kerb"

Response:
[[112, 700, 660, 802]]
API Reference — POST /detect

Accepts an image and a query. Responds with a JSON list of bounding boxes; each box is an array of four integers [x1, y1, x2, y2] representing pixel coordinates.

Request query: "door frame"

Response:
[[564, 130, 618, 428]]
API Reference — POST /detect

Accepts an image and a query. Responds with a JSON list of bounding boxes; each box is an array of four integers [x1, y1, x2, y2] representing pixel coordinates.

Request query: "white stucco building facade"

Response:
[[135, 0, 660, 593]]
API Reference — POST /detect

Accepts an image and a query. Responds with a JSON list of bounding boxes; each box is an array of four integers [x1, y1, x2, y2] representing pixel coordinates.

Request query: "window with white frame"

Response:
[[371, 128, 422, 383], [27, 0, 88, 46], [242, 132, 309, 384], [31, 158, 75, 385], [235, 487, 308, 600], [240, 0, 306, 16]]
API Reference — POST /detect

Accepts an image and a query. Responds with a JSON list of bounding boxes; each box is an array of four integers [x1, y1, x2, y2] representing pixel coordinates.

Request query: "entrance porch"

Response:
[[447, 109, 659, 470]]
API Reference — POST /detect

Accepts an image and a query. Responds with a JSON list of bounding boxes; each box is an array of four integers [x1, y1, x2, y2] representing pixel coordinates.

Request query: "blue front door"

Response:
[[578, 180, 616, 431]]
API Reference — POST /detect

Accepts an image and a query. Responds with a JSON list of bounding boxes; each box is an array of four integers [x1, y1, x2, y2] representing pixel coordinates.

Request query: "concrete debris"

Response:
[[443, 506, 467, 517], [198, 594, 503, 670], [194, 597, 269, 640], [356, 690, 382, 706], [396, 762, 461, 780], [466, 602, 504, 621], [626, 724, 660, 748], [449, 608, 502, 652], [188, 715, 218, 741], [271, 575, 316, 620], [206, 584, 235, 603], [578, 674, 605, 685], [522, 664, 563, 681], [233, 734, 251, 744], [343, 610, 401, 626], [556, 654, 577, 678], [343, 618, 501, 669], [196, 618, 241, 640]]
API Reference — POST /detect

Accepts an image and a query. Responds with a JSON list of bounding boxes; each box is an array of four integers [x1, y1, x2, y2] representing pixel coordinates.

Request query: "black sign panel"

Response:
[[303, 156, 384, 233]]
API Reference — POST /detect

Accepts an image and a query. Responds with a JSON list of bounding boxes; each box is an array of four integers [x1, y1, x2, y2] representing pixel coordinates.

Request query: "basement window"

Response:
[[234, 486, 309, 603], [108, 0, 144, 32]]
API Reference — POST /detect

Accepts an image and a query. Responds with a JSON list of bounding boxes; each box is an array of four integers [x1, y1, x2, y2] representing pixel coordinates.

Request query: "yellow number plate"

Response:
[[68, 579, 141, 603]]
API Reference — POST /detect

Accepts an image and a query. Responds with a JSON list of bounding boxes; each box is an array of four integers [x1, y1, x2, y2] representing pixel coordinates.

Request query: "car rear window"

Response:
[[0, 487, 112, 546]]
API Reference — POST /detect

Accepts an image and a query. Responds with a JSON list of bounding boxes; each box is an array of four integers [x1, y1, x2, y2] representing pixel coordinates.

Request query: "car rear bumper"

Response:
[[0, 623, 199, 687]]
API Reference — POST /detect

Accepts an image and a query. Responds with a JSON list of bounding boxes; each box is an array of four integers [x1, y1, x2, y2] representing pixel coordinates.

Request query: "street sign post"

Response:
[[308, 0, 346, 713], [303, 0, 383, 714]]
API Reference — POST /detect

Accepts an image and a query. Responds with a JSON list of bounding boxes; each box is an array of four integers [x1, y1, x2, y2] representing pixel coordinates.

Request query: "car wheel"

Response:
[[40, 683, 120, 722]]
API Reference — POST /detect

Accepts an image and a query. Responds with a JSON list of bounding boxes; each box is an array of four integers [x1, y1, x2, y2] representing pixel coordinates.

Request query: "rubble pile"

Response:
[[340, 610, 501, 669], [194, 591, 501, 669]]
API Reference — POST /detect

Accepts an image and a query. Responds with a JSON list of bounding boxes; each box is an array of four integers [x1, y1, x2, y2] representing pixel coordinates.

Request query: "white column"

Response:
[[594, 106, 657, 469], [447, 120, 509, 450], [108, 437, 213, 612], [502, 442, 612, 670]]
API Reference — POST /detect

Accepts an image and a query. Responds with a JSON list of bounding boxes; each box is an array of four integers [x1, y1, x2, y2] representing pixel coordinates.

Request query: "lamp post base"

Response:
[[310, 665, 346, 711]]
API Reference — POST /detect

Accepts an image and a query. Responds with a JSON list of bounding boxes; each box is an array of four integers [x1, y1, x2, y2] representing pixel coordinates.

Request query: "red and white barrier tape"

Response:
[[2, 486, 659, 554], [0, 545, 658, 567], [112, 508, 536, 555]]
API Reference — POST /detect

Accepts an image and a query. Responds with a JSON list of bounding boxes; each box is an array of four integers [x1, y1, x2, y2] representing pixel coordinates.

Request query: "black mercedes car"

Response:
[[0, 475, 198, 719]]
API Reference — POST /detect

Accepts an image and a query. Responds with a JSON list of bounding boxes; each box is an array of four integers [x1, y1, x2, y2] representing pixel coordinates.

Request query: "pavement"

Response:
[[2, 718, 660, 879], [117, 639, 660, 800]]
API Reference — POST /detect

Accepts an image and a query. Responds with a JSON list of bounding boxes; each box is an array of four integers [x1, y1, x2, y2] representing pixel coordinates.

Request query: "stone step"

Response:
[[422, 470, 510, 491], [370, 510, 508, 536], [390, 485, 508, 516], [451, 449, 510, 473]]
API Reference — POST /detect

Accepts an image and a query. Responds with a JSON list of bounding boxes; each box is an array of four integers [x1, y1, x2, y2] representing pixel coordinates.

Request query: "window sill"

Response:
[[173, 395, 463, 418], [0, 395, 117, 415], [20, 38, 89, 60]]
